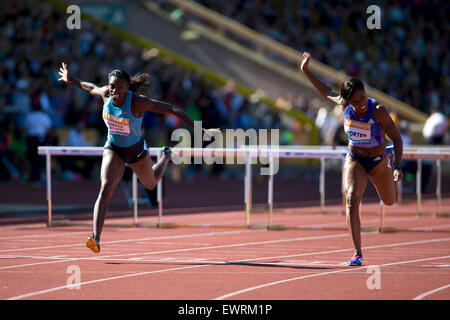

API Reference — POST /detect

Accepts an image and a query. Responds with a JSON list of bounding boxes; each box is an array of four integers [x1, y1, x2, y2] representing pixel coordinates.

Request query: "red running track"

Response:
[[1, 201, 450, 302]]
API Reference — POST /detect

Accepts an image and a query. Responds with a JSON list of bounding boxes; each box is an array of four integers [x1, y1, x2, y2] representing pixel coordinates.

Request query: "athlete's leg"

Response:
[[343, 154, 368, 255], [368, 156, 395, 206], [93, 149, 125, 240], [128, 148, 171, 190]]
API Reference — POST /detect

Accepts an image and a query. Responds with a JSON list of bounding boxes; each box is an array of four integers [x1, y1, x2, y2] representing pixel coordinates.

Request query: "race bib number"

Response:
[[344, 119, 371, 144], [103, 112, 130, 136]]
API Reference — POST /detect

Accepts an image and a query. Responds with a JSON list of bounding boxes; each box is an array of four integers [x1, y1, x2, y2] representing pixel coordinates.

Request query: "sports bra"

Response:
[[102, 90, 143, 148], [343, 97, 384, 148]]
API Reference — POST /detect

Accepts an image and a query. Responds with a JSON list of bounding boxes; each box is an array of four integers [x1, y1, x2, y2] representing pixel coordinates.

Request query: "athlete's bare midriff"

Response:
[[349, 142, 386, 157]]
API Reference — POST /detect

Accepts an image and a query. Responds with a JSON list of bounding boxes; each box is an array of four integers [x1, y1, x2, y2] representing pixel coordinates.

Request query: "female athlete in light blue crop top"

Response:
[[58, 63, 219, 253], [300, 52, 403, 266]]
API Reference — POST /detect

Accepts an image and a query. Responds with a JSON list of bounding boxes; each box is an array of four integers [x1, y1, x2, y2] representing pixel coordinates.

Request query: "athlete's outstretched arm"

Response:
[[134, 94, 220, 137], [135, 94, 195, 127], [58, 62, 108, 97], [300, 52, 344, 105]]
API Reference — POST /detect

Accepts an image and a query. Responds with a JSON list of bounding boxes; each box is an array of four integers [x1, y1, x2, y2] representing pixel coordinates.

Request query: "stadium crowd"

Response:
[[191, 0, 448, 116], [0, 0, 289, 183], [1, 0, 448, 185]]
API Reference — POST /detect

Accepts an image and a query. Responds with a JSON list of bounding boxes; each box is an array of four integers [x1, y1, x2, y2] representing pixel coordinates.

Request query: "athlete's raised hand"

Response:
[[58, 62, 71, 83], [393, 168, 403, 182], [300, 52, 311, 72]]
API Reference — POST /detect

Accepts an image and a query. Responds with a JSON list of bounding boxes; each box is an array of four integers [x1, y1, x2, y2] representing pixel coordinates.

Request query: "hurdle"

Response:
[[38, 146, 255, 227], [38, 145, 450, 229]]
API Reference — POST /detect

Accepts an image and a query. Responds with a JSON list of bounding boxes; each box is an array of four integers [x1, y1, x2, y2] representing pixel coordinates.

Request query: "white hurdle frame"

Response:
[[38, 146, 450, 227]]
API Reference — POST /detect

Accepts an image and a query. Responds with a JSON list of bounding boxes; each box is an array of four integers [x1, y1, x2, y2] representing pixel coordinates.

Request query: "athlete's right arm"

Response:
[[300, 52, 343, 105], [58, 62, 108, 97]]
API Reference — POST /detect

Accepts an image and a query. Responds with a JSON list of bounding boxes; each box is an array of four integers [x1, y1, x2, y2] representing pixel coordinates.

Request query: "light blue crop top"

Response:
[[102, 90, 143, 148]]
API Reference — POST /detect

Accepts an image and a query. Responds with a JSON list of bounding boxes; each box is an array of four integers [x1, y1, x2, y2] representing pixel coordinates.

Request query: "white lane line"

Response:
[[233, 237, 450, 264], [7, 264, 210, 300], [6, 237, 450, 300], [3, 233, 450, 270], [412, 284, 450, 300], [0, 232, 348, 269], [214, 254, 450, 300], [88, 233, 350, 260], [0, 231, 88, 241], [14, 235, 445, 266], [0, 230, 247, 253], [0, 258, 78, 270], [178, 215, 434, 229]]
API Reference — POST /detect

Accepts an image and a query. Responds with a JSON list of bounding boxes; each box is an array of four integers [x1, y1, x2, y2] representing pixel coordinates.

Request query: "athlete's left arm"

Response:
[[133, 94, 195, 129], [374, 105, 403, 181], [132, 94, 220, 138]]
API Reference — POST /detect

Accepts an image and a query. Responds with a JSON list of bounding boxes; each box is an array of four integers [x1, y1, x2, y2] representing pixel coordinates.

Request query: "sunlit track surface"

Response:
[[1, 206, 449, 300]]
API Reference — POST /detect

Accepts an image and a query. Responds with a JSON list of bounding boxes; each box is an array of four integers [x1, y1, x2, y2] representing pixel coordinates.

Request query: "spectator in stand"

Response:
[[62, 121, 96, 180], [420, 106, 447, 193], [0, 120, 19, 181], [189, 0, 449, 117], [330, 105, 347, 149], [23, 104, 52, 182], [422, 106, 448, 145]]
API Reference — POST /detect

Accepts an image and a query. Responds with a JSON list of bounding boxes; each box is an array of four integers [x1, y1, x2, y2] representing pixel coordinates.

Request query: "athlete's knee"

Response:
[[378, 184, 395, 206], [144, 182, 157, 190], [98, 181, 117, 200], [140, 178, 157, 190], [381, 195, 395, 206]]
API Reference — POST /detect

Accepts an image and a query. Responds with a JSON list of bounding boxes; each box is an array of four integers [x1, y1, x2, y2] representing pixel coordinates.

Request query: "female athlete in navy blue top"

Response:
[[58, 62, 219, 253], [300, 52, 403, 266]]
